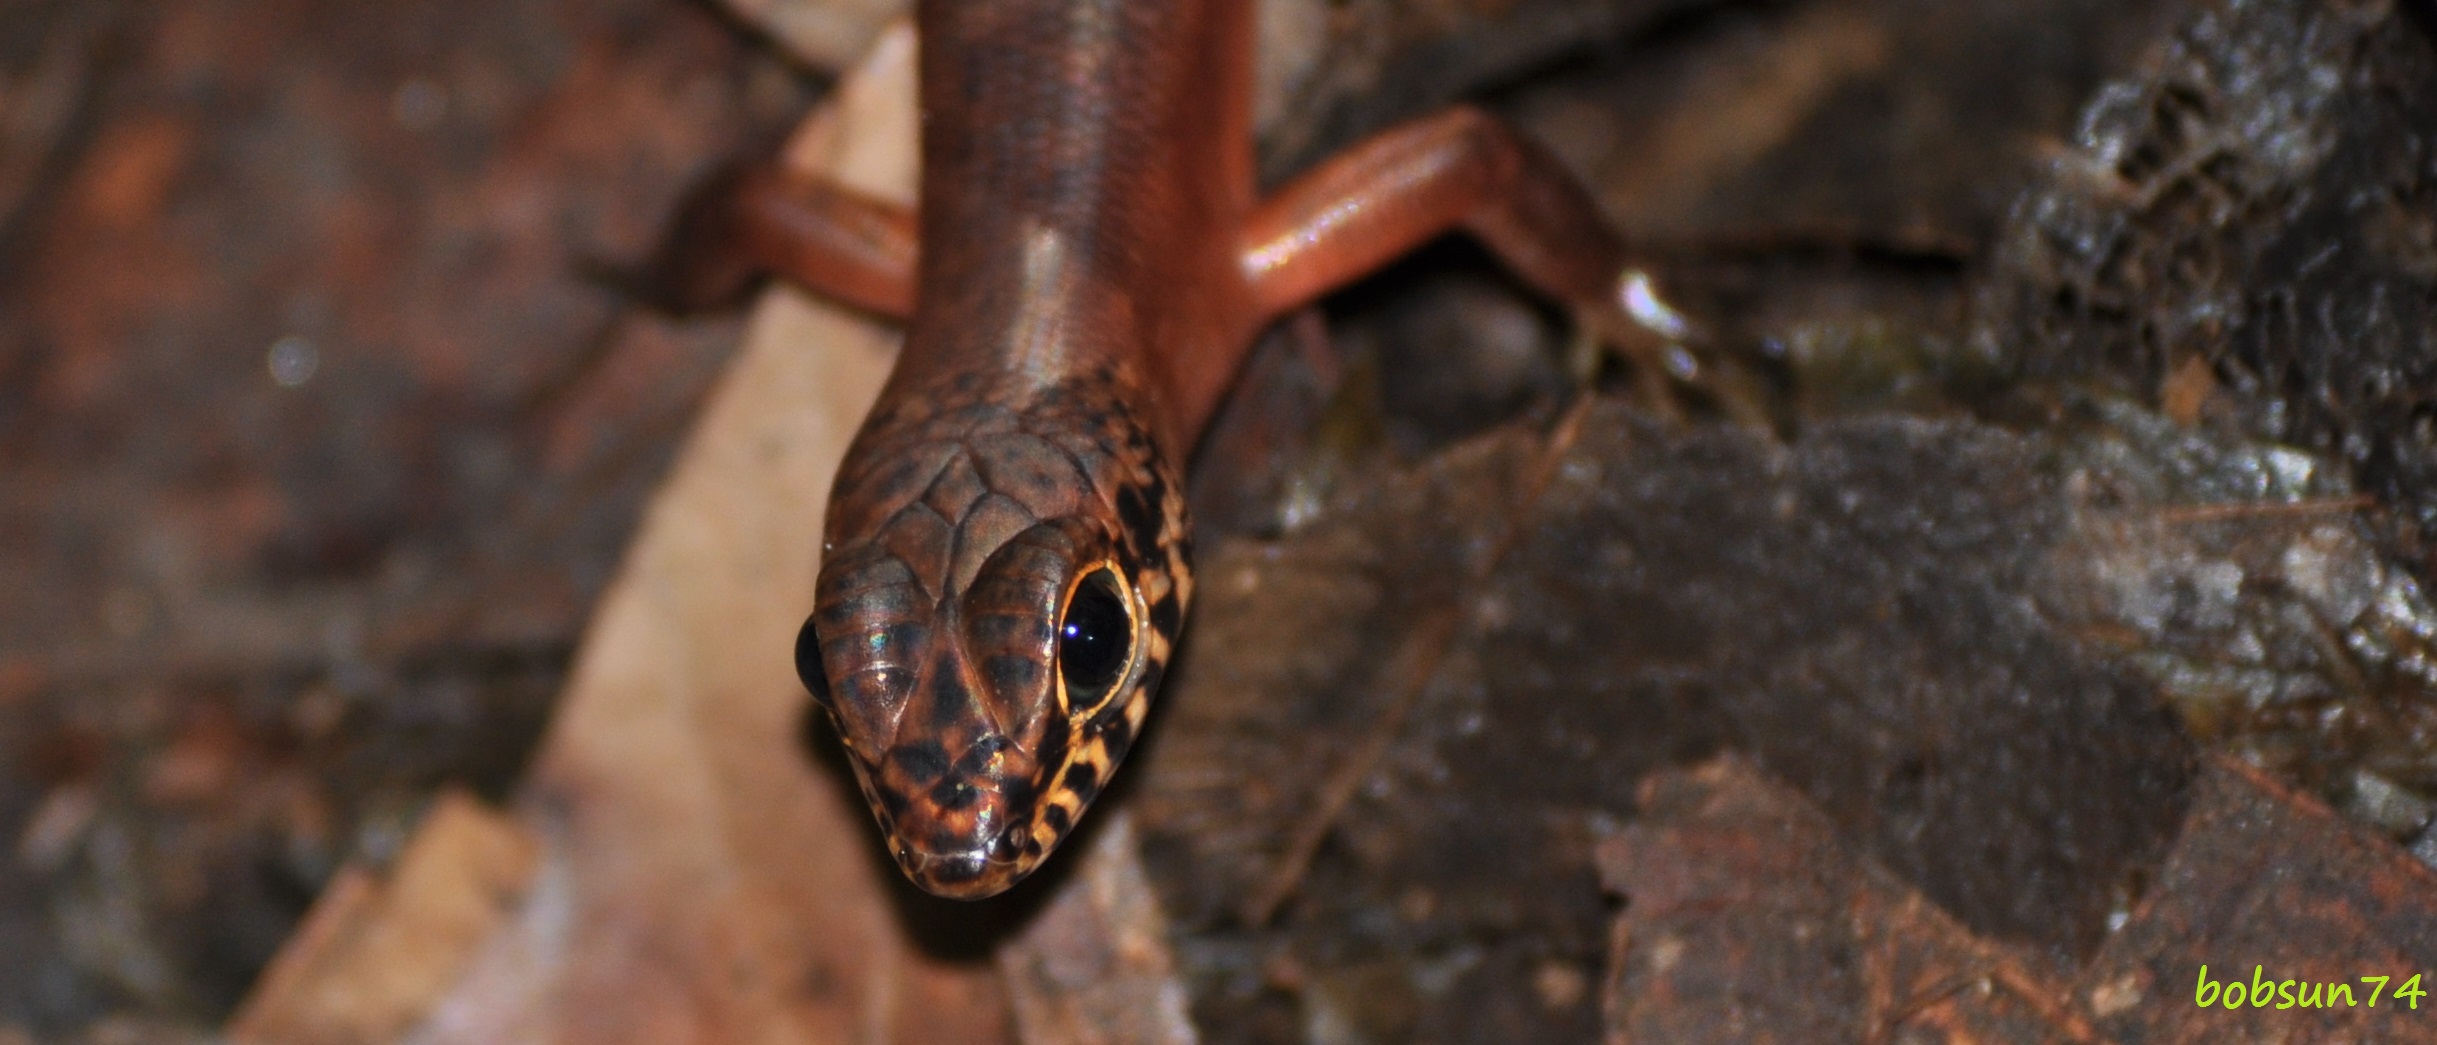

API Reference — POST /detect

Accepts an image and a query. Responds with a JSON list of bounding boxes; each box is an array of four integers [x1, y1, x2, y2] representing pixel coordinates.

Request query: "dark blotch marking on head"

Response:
[[982, 654, 1040, 695], [1035, 713, 1072, 771], [925, 853, 987, 885], [1063, 762, 1100, 806], [920, 672, 974, 730], [1115, 484, 1160, 556], [929, 778, 980, 810], [873, 783, 911, 820], [1041, 802, 1072, 838], [876, 616, 930, 651], [1148, 591, 1182, 640], [966, 613, 1043, 648], [1066, 785, 1104, 816], [1096, 717, 1137, 768], [999, 774, 1036, 814], [893, 741, 950, 783]]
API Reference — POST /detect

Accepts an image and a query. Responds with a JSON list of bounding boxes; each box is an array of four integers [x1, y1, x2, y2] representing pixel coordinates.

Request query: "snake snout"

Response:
[[892, 839, 1023, 899], [889, 810, 1033, 898], [877, 735, 1039, 898]]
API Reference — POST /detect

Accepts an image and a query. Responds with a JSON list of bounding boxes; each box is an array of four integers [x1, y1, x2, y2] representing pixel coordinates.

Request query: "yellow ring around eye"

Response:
[[1055, 561, 1139, 717]]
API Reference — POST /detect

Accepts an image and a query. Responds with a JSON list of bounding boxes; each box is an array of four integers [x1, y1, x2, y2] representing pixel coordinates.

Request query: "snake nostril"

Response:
[[995, 822, 1026, 860]]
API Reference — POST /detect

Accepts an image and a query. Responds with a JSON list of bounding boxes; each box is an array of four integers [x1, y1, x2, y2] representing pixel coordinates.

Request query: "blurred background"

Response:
[[0, 0, 812, 1033]]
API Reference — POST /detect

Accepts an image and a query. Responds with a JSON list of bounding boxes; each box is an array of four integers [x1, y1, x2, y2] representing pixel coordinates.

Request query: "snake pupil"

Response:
[[1058, 569, 1132, 710], [794, 615, 834, 709]]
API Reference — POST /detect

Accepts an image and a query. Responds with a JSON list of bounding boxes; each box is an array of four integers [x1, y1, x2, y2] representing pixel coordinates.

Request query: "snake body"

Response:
[[797, 0, 1243, 898], [787, 0, 1635, 898]]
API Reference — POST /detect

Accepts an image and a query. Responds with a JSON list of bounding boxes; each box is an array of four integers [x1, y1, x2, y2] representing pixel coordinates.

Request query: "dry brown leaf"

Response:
[[1597, 758, 2106, 1045], [229, 789, 541, 1045], [2074, 757, 2437, 1044]]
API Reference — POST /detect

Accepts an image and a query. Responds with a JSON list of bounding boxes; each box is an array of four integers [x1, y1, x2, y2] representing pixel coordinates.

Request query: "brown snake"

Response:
[[682, 0, 1644, 897]]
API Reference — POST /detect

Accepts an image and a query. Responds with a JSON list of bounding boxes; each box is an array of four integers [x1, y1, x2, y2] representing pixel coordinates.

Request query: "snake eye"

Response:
[[1058, 568, 1133, 713], [794, 615, 834, 710]]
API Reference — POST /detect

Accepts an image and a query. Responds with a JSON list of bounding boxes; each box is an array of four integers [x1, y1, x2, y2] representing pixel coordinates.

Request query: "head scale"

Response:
[[797, 369, 1191, 898]]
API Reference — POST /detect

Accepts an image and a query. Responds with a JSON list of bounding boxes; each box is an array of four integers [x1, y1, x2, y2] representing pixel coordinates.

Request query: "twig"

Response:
[[2155, 495, 2374, 525]]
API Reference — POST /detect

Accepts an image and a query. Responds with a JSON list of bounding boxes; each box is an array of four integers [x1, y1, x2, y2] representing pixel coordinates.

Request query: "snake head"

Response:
[[798, 380, 1189, 898]]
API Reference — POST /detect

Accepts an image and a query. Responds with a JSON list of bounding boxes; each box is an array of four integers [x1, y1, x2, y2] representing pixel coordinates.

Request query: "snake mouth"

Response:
[[891, 840, 1028, 899]]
